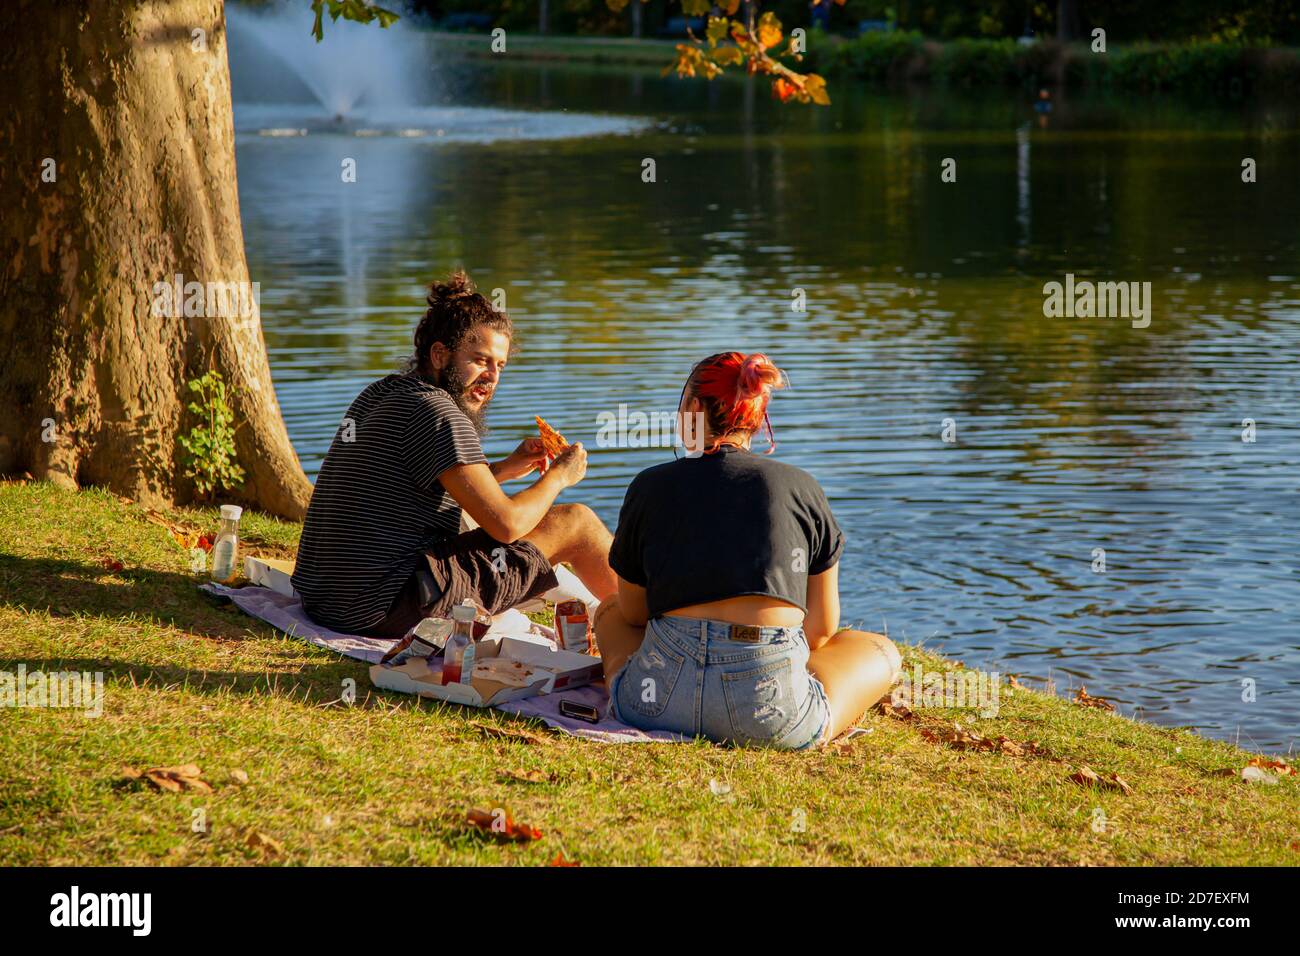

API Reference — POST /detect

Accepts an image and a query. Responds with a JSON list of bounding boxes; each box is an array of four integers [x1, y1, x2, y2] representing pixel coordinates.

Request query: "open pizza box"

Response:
[[369, 635, 603, 707], [244, 555, 297, 598]]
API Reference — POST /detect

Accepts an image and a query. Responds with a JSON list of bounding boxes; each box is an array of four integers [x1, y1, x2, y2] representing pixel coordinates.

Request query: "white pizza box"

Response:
[[369, 635, 603, 708], [244, 555, 296, 598]]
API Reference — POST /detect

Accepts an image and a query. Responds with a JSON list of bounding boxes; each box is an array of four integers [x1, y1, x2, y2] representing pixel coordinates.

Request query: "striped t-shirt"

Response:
[[291, 374, 487, 632]]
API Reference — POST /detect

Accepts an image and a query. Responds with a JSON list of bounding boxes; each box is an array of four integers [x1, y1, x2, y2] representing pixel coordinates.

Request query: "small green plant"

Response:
[[178, 370, 245, 501]]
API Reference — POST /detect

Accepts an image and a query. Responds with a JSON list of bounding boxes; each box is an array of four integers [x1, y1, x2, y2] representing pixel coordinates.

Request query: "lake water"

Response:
[[231, 46, 1299, 751]]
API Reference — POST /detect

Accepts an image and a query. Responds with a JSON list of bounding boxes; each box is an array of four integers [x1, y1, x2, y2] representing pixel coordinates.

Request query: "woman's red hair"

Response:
[[688, 351, 787, 454]]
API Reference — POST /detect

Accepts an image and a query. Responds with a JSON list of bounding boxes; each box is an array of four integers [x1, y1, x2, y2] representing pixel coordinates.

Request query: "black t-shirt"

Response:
[[291, 374, 487, 632], [608, 445, 844, 619]]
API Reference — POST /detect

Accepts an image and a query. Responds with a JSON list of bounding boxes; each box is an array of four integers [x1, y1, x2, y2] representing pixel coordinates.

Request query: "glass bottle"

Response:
[[441, 600, 478, 685], [210, 504, 242, 584]]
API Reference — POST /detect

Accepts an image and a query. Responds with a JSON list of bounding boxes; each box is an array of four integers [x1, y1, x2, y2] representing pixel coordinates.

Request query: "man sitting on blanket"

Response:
[[292, 271, 617, 637]]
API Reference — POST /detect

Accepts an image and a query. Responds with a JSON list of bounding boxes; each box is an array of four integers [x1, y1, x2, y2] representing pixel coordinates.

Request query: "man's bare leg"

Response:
[[521, 503, 618, 601]]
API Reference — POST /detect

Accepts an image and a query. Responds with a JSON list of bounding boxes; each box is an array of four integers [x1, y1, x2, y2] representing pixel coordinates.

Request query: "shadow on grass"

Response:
[[0, 553, 555, 726], [0, 553, 289, 641], [5, 654, 381, 710]]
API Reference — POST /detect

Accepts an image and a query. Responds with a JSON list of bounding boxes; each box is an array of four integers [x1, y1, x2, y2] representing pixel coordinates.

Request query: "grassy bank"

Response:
[[0, 481, 1294, 865], [804, 32, 1300, 97], [428, 29, 1300, 99], [429, 30, 678, 66]]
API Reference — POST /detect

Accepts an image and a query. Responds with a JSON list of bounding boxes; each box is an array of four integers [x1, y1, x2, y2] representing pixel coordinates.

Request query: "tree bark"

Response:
[[0, 0, 312, 519], [1057, 0, 1083, 43]]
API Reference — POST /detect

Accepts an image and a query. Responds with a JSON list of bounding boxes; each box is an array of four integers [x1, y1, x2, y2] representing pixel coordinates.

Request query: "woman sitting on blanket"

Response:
[[594, 351, 901, 749]]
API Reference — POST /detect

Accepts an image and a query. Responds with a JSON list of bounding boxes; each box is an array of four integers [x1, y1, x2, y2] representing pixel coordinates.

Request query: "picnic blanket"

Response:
[[201, 581, 687, 744]]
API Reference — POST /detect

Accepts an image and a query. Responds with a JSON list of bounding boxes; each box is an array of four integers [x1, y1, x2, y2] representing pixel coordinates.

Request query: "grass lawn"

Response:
[[0, 481, 1294, 866]]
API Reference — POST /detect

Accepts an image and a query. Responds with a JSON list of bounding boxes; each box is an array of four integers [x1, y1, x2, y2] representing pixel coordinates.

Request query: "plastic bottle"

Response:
[[441, 600, 479, 685], [210, 504, 242, 584]]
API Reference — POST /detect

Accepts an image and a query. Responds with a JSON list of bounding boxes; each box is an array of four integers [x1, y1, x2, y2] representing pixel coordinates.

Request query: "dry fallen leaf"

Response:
[[874, 700, 915, 721], [229, 769, 250, 786], [144, 510, 213, 552], [996, 737, 1026, 757], [1213, 757, 1294, 781], [1073, 686, 1117, 712], [122, 764, 213, 794], [919, 723, 1049, 758], [245, 830, 284, 857], [1246, 756, 1294, 776], [1069, 765, 1133, 794], [1070, 766, 1100, 786], [548, 851, 580, 867], [466, 807, 543, 843]]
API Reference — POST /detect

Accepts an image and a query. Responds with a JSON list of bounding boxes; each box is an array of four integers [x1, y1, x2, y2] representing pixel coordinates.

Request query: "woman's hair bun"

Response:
[[736, 353, 785, 401]]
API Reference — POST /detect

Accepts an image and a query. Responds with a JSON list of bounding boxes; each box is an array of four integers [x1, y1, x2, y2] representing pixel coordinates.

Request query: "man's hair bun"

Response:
[[427, 270, 477, 306]]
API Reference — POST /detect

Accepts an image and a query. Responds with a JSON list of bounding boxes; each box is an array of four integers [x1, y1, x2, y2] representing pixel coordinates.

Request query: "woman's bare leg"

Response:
[[806, 630, 901, 741], [592, 596, 646, 693]]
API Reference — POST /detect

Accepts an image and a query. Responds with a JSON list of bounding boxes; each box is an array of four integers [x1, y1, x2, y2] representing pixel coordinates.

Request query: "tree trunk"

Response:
[[1057, 0, 1083, 42], [0, 0, 312, 519]]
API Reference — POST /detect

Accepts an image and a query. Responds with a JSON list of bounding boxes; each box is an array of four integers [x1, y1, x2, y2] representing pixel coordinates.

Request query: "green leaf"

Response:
[[706, 16, 729, 46]]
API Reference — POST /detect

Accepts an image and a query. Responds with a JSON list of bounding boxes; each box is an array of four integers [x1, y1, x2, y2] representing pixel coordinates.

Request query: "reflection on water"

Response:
[[234, 53, 1299, 750]]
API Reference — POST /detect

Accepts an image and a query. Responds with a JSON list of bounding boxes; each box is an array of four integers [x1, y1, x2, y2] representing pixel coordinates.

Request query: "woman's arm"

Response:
[[803, 562, 841, 649], [616, 576, 649, 627]]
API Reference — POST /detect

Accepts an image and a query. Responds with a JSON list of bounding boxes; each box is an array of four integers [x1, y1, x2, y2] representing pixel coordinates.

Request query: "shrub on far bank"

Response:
[[1072, 42, 1300, 97], [806, 27, 925, 82], [811, 30, 1300, 97], [934, 37, 1030, 88]]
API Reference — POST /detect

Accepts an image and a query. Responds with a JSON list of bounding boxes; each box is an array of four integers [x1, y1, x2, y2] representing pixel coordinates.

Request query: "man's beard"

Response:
[[435, 364, 491, 438]]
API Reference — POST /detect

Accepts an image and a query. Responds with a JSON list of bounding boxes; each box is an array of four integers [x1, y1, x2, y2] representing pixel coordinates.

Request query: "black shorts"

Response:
[[366, 528, 559, 638]]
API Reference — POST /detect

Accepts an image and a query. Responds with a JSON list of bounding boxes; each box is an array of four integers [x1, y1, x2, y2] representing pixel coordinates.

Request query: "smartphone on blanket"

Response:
[[559, 699, 601, 724]]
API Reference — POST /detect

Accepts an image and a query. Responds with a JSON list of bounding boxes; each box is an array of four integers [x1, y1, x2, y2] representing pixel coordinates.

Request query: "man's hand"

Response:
[[548, 442, 588, 490], [492, 437, 549, 482]]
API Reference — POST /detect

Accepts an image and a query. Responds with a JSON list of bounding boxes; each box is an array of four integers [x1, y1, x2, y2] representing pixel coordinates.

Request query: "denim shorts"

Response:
[[607, 614, 833, 750]]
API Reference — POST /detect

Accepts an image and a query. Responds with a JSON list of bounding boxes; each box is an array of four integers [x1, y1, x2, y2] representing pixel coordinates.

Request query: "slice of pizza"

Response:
[[535, 416, 569, 458]]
